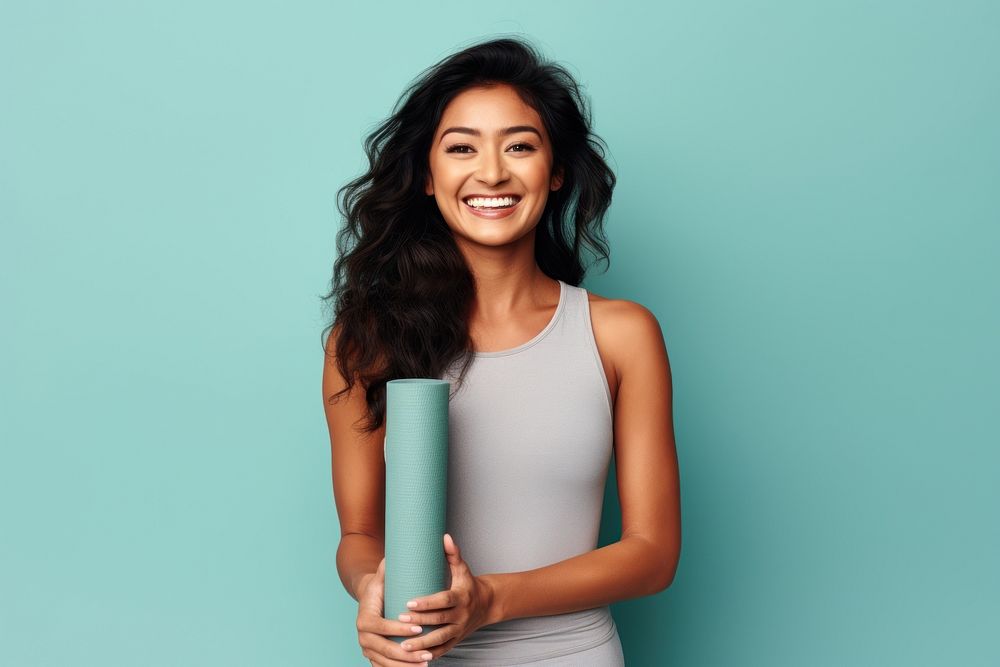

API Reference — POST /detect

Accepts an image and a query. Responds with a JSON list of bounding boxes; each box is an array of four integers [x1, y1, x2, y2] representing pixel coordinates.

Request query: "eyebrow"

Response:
[[439, 125, 543, 143]]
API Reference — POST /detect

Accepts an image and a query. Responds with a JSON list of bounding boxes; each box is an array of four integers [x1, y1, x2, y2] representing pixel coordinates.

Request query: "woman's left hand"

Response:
[[394, 533, 497, 661]]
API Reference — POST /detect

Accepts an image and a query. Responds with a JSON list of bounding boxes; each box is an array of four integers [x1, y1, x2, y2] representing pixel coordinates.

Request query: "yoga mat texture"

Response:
[[384, 379, 450, 644]]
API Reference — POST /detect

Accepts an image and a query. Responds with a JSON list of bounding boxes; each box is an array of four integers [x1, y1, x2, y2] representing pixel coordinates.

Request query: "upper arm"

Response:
[[322, 326, 386, 542], [610, 302, 681, 585]]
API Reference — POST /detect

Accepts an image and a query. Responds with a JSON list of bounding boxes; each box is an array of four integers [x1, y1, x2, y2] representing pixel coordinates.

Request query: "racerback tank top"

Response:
[[431, 278, 624, 665]]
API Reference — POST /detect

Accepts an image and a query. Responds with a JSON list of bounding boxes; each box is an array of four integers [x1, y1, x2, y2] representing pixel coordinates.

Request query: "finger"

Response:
[[362, 633, 434, 665], [398, 625, 455, 653], [443, 534, 473, 590], [400, 607, 460, 628], [443, 533, 462, 563], [403, 589, 457, 613], [357, 612, 427, 640], [398, 607, 455, 627]]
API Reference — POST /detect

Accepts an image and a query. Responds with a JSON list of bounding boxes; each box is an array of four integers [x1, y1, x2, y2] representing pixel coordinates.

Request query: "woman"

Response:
[[321, 36, 681, 666]]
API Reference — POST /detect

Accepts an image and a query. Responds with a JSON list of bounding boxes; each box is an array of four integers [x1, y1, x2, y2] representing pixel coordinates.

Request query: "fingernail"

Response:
[[421, 653, 433, 660], [407, 601, 417, 609], [410, 625, 421, 633], [399, 614, 411, 622]]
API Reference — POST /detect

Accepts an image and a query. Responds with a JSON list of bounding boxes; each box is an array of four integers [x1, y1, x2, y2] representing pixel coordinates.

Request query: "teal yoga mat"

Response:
[[384, 378, 450, 644]]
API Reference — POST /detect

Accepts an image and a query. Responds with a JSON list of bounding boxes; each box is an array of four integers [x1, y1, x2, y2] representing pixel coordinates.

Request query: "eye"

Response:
[[444, 143, 538, 154]]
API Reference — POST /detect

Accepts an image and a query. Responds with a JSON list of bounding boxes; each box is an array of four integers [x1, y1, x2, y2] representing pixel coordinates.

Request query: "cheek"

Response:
[[427, 157, 460, 194], [434, 172, 465, 198], [523, 163, 554, 190]]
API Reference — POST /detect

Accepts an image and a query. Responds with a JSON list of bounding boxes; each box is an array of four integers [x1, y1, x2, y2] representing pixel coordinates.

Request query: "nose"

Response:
[[474, 146, 510, 185]]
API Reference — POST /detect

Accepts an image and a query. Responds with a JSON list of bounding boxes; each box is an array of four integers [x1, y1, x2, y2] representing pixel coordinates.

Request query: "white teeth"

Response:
[[464, 196, 519, 209]]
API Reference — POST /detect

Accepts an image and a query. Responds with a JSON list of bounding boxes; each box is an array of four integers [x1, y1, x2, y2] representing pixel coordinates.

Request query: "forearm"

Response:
[[336, 532, 385, 601], [481, 536, 674, 625]]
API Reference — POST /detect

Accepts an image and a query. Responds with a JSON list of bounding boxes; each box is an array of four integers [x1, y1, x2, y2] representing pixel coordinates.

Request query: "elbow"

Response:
[[653, 563, 677, 593], [653, 542, 681, 593], [632, 532, 681, 595]]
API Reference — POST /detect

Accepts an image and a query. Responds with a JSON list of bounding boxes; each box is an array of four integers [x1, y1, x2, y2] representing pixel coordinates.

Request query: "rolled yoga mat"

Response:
[[383, 378, 450, 644]]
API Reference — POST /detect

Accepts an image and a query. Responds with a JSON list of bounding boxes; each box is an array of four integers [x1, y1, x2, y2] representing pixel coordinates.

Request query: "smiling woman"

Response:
[[321, 35, 680, 666], [426, 84, 563, 241]]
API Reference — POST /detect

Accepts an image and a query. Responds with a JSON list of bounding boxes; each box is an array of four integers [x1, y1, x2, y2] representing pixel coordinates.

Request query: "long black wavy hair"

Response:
[[321, 35, 616, 434]]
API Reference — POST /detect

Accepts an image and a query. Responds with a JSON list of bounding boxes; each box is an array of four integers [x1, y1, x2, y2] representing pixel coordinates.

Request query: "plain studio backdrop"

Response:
[[1, 1, 997, 665]]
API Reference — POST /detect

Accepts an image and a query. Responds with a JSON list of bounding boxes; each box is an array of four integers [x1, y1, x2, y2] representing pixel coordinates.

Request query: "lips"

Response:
[[462, 194, 522, 207], [462, 195, 522, 219]]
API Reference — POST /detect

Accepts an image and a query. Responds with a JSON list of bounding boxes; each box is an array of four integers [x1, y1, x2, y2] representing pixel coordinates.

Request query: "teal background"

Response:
[[2, 1, 997, 665]]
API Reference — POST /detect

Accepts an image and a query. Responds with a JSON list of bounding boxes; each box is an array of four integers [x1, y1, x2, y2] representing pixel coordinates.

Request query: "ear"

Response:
[[425, 174, 434, 196], [550, 164, 564, 191]]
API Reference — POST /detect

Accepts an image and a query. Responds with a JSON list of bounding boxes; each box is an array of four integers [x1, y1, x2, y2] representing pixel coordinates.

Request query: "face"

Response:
[[425, 84, 564, 248]]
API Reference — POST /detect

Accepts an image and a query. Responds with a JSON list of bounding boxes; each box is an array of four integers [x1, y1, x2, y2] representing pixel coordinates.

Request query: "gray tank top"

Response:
[[433, 279, 621, 664]]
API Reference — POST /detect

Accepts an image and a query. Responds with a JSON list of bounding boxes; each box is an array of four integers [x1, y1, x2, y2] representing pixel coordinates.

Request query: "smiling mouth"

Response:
[[462, 195, 522, 210]]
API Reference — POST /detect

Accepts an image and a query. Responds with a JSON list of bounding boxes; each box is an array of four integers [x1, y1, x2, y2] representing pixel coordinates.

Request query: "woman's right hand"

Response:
[[356, 557, 436, 666]]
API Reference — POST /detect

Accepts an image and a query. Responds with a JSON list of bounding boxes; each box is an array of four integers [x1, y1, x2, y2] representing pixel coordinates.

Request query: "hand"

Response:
[[355, 557, 435, 666], [393, 533, 497, 661]]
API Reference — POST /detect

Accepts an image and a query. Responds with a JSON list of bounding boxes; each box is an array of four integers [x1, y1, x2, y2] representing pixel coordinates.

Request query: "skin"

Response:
[[325, 83, 681, 666]]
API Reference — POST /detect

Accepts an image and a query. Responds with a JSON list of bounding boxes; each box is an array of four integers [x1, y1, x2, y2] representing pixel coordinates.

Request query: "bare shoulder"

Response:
[[587, 289, 659, 321], [587, 291, 664, 355], [586, 289, 667, 402]]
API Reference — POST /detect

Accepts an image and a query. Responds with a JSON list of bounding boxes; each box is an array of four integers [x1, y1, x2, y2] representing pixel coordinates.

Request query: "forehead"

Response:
[[435, 84, 547, 140]]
